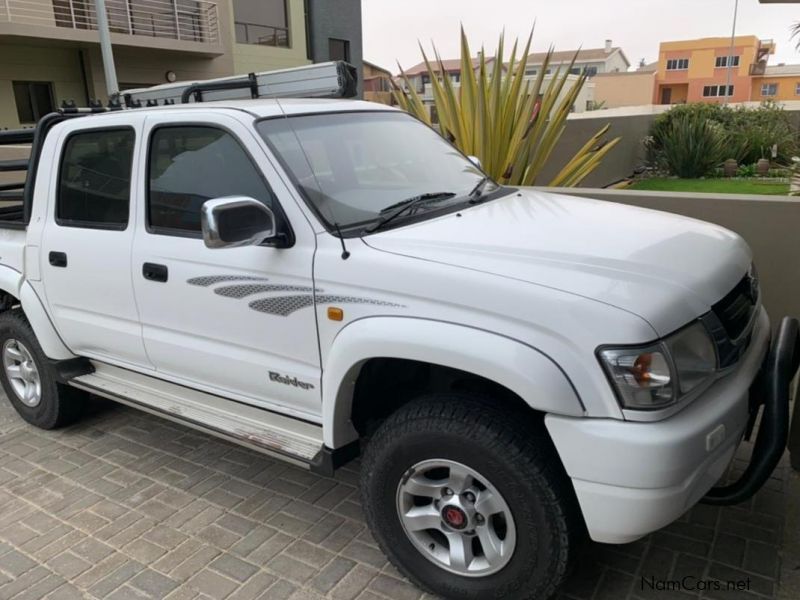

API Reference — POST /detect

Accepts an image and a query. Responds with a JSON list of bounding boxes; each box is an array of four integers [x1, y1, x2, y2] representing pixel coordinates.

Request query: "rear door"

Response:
[[40, 116, 152, 369], [130, 111, 322, 420]]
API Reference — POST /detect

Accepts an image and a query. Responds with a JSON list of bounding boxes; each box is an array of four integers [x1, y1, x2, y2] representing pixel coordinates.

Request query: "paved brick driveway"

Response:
[[0, 395, 790, 600]]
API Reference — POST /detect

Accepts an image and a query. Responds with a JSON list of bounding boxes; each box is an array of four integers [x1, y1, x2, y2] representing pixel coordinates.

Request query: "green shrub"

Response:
[[648, 102, 799, 175], [656, 114, 728, 178], [737, 163, 756, 177]]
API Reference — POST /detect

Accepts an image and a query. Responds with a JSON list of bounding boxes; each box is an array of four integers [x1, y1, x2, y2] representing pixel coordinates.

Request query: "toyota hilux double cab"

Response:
[[0, 64, 796, 600]]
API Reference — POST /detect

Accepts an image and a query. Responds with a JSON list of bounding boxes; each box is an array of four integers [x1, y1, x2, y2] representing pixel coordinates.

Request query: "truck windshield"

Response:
[[257, 111, 498, 232]]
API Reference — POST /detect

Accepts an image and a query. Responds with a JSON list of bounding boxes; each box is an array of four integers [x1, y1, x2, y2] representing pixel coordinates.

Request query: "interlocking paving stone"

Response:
[[0, 395, 791, 600]]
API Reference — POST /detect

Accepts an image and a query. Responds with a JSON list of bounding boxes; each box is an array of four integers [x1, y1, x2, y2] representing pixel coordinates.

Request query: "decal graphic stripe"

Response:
[[187, 275, 270, 287], [215, 284, 315, 299], [249, 295, 315, 316], [188, 276, 404, 317], [250, 295, 404, 317]]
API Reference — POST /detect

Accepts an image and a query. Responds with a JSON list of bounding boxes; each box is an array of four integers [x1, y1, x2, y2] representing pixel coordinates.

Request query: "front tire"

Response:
[[0, 309, 85, 429], [360, 394, 579, 600]]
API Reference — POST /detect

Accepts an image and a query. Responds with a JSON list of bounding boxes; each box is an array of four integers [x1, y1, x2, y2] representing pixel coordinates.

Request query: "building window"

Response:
[[715, 55, 740, 68], [666, 58, 689, 71], [702, 85, 734, 98], [233, 0, 289, 47], [329, 38, 350, 62], [57, 129, 134, 229], [761, 83, 778, 97], [525, 68, 538, 77], [569, 67, 581, 75], [796, 82, 800, 96], [451, 73, 460, 83], [12, 81, 54, 124], [586, 66, 598, 77]]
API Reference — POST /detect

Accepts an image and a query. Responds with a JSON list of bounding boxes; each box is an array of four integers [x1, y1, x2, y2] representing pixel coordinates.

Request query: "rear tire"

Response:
[[0, 309, 85, 429], [360, 393, 580, 600]]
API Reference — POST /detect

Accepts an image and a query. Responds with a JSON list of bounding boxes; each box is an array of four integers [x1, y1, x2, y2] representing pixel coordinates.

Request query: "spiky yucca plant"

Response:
[[393, 29, 620, 187]]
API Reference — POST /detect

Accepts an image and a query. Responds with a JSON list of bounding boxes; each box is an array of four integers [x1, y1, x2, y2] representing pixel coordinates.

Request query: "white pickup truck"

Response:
[[0, 76, 796, 600]]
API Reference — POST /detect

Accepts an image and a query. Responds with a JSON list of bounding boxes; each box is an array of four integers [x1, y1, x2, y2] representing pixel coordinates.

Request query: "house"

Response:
[[399, 48, 602, 116], [751, 64, 800, 102], [523, 40, 630, 78], [0, 0, 363, 129], [363, 61, 394, 106], [399, 55, 501, 94], [653, 36, 775, 104]]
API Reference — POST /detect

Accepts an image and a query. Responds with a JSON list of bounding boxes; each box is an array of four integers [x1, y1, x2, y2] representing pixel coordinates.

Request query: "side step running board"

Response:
[[70, 363, 325, 470]]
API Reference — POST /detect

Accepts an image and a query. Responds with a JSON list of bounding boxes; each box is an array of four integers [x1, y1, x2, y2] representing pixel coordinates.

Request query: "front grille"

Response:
[[712, 272, 758, 342]]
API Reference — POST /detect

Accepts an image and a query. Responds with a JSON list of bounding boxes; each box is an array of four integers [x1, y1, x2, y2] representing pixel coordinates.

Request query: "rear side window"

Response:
[[147, 126, 276, 235], [57, 128, 134, 229]]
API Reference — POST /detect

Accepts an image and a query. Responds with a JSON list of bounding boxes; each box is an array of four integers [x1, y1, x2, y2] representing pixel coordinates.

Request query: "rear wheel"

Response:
[[360, 394, 580, 600], [0, 309, 85, 429]]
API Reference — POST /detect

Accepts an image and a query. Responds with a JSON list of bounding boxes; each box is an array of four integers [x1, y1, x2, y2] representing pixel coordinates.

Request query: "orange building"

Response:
[[654, 36, 775, 104], [653, 36, 800, 105]]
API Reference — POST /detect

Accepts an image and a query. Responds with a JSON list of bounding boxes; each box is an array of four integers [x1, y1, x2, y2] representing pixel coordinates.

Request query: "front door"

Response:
[[41, 117, 152, 369], [661, 87, 672, 105], [131, 113, 322, 420]]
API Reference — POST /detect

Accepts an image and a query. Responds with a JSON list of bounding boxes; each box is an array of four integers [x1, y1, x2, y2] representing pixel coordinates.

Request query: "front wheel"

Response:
[[360, 394, 580, 600]]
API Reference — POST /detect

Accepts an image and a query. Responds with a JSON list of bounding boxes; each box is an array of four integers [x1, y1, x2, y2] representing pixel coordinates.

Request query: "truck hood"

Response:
[[363, 189, 752, 335]]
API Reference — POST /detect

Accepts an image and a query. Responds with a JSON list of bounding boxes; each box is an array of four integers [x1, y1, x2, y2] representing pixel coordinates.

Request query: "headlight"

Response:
[[598, 322, 718, 410], [664, 322, 717, 394]]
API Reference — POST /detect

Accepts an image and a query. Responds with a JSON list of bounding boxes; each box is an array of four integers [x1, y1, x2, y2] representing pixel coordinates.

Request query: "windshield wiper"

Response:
[[468, 176, 492, 204], [364, 192, 456, 233]]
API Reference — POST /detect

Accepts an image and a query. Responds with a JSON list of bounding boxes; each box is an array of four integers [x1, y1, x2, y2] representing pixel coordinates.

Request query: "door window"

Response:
[[147, 126, 277, 236], [57, 128, 135, 229]]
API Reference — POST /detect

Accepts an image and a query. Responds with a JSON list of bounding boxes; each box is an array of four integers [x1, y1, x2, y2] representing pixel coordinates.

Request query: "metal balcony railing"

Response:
[[0, 0, 220, 45], [234, 21, 289, 48]]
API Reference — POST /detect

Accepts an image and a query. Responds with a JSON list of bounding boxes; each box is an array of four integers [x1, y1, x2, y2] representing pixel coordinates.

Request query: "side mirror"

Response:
[[468, 155, 483, 170], [201, 196, 277, 249]]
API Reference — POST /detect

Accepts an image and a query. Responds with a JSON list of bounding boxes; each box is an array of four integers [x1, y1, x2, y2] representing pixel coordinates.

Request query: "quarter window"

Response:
[[147, 126, 276, 235], [57, 129, 134, 229]]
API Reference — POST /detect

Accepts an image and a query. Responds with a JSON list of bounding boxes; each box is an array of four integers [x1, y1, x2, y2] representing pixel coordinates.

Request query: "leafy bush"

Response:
[[653, 114, 728, 178], [648, 102, 799, 175], [736, 163, 756, 177]]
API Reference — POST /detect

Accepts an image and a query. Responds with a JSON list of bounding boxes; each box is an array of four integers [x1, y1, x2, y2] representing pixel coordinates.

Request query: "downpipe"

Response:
[[702, 316, 800, 505]]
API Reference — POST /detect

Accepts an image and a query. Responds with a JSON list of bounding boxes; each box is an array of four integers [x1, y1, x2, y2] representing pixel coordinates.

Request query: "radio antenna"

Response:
[[334, 223, 351, 260]]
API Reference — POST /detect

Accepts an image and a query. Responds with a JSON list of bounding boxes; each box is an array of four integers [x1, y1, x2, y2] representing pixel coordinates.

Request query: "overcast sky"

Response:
[[362, 0, 800, 73]]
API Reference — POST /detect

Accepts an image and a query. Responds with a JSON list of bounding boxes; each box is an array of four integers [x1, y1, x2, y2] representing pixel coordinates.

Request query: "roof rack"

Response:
[[123, 60, 358, 107]]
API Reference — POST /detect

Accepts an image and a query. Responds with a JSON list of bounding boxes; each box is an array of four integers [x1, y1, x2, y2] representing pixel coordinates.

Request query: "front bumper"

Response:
[[546, 308, 797, 544]]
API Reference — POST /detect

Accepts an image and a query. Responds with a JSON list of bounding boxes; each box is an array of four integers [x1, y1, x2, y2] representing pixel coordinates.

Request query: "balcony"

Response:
[[0, 0, 221, 49]]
